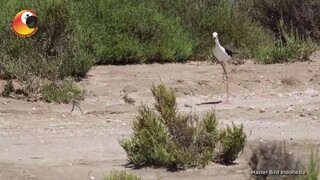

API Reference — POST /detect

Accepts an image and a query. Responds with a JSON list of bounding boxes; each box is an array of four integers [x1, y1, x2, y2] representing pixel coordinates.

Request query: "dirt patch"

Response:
[[281, 76, 300, 86]]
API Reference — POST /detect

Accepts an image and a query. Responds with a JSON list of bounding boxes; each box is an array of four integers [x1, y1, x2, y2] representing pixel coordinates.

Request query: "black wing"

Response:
[[224, 48, 238, 57]]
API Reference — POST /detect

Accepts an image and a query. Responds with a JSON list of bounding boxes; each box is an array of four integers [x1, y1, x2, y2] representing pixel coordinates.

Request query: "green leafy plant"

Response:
[[103, 170, 141, 180], [42, 79, 85, 103], [119, 84, 246, 170], [215, 122, 246, 164], [255, 20, 317, 64]]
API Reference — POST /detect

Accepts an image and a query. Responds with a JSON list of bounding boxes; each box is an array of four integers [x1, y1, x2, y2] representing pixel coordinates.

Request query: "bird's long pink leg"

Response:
[[226, 77, 229, 103], [220, 61, 229, 104], [222, 77, 229, 104]]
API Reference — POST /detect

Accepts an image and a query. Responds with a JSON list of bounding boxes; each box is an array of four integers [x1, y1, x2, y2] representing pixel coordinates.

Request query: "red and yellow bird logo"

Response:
[[12, 10, 38, 38]]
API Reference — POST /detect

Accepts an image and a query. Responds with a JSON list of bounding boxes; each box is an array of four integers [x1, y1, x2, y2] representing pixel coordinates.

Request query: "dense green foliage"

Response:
[[0, 0, 94, 80], [0, 0, 319, 101], [1, 0, 318, 68], [119, 84, 246, 170]]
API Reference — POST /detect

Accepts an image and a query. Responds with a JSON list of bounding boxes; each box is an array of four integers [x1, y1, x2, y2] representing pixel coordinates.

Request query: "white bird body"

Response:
[[213, 39, 231, 62], [211, 32, 237, 103]]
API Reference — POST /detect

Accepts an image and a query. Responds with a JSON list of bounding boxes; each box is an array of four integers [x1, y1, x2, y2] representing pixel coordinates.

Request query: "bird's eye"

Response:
[[21, 12, 33, 24]]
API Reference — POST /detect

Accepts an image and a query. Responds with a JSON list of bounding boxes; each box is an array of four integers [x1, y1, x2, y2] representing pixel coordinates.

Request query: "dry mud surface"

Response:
[[1, 53, 320, 180]]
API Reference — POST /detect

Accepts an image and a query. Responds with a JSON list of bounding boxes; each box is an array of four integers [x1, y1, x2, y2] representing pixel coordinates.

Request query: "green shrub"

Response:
[[76, 0, 194, 64], [151, 0, 272, 60], [0, 0, 93, 102], [103, 170, 141, 180], [119, 84, 246, 170], [238, 0, 319, 63], [215, 122, 246, 164], [239, 0, 320, 43], [255, 20, 317, 63], [0, 0, 94, 80], [42, 79, 85, 103], [1, 0, 316, 70]]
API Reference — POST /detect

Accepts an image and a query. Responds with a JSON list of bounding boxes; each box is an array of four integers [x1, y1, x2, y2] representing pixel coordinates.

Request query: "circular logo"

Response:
[[11, 10, 38, 38]]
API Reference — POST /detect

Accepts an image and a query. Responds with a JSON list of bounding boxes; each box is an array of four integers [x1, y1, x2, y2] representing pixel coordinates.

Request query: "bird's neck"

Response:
[[215, 38, 221, 46]]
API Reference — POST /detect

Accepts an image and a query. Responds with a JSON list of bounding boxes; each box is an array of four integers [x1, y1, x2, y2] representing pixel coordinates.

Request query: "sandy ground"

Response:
[[1, 52, 320, 180]]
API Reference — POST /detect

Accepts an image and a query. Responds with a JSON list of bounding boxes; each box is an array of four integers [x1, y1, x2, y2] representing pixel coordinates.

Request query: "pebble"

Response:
[[285, 107, 292, 113], [260, 108, 266, 113], [313, 116, 318, 120], [32, 107, 36, 110], [298, 113, 306, 117], [61, 114, 66, 118], [90, 176, 95, 180], [122, 123, 126, 126], [248, 106, 255, 111]]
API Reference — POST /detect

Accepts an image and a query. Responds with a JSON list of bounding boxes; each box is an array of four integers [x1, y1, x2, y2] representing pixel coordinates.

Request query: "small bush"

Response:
[[103, 170, 141, 180], [119, 84, 246, 170], [215, 122, 246, 164], [42, 79, 85, 103], [255, 25, 317, 63]]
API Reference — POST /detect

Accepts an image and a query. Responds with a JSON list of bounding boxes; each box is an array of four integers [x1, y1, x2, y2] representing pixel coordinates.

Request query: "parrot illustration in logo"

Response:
[[12, 10, 38, 38]]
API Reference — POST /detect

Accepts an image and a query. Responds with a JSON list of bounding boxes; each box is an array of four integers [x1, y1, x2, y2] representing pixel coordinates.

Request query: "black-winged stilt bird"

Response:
[[212, 32, 237, 103]]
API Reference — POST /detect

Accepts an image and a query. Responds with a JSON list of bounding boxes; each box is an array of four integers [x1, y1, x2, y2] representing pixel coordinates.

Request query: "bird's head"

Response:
[[212, 32, 218, 39]]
